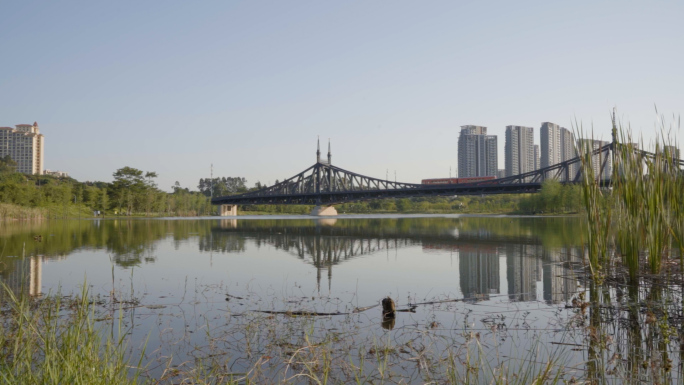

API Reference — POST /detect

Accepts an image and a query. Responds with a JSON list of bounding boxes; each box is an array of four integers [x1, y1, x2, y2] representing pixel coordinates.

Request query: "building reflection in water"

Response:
[[506, 244, 542, 302], [1, 217, 584, 304], [207, 219, 582, 303], [0, 255, 43, 299], [459, 245, 499, 300], [542, 247, 582, 304]]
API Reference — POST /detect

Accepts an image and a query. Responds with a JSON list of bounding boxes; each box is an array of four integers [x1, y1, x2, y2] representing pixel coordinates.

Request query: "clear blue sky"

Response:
[[1, 1, 682, 190]]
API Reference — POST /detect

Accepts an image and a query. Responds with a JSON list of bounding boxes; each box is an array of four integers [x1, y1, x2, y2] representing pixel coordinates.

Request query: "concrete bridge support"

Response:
[[220, 204, 237, 216], [310, 205, 338, 216]]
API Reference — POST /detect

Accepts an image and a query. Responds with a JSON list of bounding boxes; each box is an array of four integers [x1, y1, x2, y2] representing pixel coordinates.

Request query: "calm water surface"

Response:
[[3, 215, 677, 383]]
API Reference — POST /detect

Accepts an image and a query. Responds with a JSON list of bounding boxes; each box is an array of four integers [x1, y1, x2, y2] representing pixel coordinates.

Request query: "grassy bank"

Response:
[[0, 203, 48, 221]]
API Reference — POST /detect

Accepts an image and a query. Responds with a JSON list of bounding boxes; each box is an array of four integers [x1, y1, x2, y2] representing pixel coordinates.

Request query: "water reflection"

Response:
[[203, 217, 583, 302], [0, 216, 584, 305], [0, 255, 43, 299], [458, 245, 499, 300], [2, 217, 680, 382]]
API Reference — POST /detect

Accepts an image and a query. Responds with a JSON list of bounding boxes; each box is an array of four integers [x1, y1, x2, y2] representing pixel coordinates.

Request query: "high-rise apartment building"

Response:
[[534, 145, 540, 170], [0, 122, 44, 175], [504, 125, 534, 177], [540, 122, 562, 168], [561, 129, 577, 164], [540, 122, 577, 180], [457, 125, 498, 178]]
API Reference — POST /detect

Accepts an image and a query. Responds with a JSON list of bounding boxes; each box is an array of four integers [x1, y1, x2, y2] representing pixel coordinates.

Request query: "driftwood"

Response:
[[251, 297, 424, 318], [255, 303, 380, 317]]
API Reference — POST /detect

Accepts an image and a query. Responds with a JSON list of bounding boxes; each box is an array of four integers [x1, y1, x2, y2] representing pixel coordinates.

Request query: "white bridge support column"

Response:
[[310, 205, 338, 216], [220, 204, 237, 216]]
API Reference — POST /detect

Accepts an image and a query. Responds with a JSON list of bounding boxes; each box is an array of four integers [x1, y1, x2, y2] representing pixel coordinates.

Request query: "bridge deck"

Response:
[[212, 142, 680, 206]]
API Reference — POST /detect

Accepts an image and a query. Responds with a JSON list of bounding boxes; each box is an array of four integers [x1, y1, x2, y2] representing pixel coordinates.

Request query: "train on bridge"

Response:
[[421, 176, 495, 185]]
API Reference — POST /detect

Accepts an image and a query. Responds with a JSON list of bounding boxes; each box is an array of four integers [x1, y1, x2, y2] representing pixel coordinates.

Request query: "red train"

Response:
[[421, 176, 495, 185]]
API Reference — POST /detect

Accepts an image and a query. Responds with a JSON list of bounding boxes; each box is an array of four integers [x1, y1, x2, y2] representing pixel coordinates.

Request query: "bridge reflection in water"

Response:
[[205, 218, 584, 304]]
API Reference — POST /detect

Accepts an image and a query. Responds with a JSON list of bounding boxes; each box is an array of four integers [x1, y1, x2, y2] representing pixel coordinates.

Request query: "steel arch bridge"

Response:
[[211, 139, 682, 213]]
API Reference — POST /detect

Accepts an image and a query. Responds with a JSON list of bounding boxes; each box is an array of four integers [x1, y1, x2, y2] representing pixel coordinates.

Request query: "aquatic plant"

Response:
[[574, 122, 612, 281], [576, 110, 683, 280], [0, 284, 143, 384]]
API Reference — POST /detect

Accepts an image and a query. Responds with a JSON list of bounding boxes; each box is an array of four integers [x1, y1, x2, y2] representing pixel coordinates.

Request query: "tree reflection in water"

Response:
[[0, 216, 681, 382]]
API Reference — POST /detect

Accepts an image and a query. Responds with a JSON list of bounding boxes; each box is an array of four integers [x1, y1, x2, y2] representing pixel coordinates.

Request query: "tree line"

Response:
[[0, 158, 213, 217], [0, 154, 581, 218]]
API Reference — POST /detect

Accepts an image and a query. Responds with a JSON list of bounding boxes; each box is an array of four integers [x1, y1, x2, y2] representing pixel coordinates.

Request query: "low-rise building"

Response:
[[44, 169, 69, 178]]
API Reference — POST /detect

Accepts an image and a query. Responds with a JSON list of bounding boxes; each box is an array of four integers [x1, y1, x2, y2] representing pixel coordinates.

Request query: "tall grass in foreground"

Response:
[[574, 123, 612, 281], [576, 111, 682, 281], [0, 284, 143, 384]]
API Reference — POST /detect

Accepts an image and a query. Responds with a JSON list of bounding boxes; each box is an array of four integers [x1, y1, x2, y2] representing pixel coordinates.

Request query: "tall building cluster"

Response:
[[455, 121, 629, 181], [0, 122, 44, 175], [457, 126, 498, 178]]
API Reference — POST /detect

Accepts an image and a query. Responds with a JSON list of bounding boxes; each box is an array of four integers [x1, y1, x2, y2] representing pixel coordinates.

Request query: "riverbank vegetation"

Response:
[[576, 117, 683, 282], [569, 114, 684, 383], [0, 284, 143, 384], [242, 181, 581, 216], [1, 154, 583, 220], [0, 159, 214, 219]]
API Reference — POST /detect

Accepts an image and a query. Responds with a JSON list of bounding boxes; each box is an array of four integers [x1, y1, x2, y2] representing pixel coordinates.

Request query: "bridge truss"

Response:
[[212, 141, 682, 207]]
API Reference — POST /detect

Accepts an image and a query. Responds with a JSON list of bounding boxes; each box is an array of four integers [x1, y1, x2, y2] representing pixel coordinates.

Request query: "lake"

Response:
[[1, 215, 679, 383]]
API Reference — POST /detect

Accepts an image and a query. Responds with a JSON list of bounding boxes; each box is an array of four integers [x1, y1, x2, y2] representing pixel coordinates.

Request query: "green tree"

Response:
[[110, 167, 147, 215], [396, 199, 412, 212], [539, 179, 562, 212], [0, 155, 17, 174]]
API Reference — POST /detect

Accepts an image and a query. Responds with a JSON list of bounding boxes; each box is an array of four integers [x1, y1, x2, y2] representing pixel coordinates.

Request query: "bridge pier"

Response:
[[310, 205, 338, 216], [220, 204, 237, 216]]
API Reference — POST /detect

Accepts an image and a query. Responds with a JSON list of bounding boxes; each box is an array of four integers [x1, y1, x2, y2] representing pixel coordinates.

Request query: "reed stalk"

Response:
[[576, 110, 681, 279], [574, 122, 612, 282]]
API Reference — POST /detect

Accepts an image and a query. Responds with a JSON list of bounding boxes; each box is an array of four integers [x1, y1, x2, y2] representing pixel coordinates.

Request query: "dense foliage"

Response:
[[0, 166, 212, 218], [0, 159, 582, 219], [242, 180, 581, 215]]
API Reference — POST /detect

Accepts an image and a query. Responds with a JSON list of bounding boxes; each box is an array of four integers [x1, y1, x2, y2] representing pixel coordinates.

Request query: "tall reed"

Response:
[[577, 110, 682, 280], [613, 128, 644, 281], [574, 122, 612, 281]]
